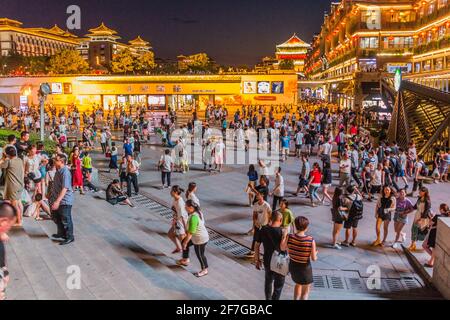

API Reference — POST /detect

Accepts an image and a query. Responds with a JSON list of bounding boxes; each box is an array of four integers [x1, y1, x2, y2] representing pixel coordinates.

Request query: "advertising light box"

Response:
[[51, 83, 63, 94], [272, 82, 284, 94], [257, 81, 270, 94], [243, 82, 257, 94]]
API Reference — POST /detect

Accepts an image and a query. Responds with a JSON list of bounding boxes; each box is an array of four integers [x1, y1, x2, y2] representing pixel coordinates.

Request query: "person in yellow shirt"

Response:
[[82, 151, 93, 182]]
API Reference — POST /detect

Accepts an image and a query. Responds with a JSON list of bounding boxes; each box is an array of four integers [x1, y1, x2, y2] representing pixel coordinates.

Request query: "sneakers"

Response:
[[401, 232, 407, 243], [332, 244, 342, 250], [59, 238, 75, 246]]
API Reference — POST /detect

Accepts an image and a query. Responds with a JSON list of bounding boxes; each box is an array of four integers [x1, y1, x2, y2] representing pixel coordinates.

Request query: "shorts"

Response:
[[396, 169, 405, 177], [322, 184, 331, 188], [298, 178, 308, 188], [378, 212, 392, 222], [174, 221, 186, 236], [344, 218, 359, 229], [27, 173, 42, 184], [295, 144, 302, 150], [370, 185, 382, 194], [393, 212, 408, 224]]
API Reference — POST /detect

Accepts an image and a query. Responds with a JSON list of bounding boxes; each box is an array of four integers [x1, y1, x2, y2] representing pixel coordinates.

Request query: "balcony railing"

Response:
[[414, 36, 450, 55], [416, 5, 450, 27]]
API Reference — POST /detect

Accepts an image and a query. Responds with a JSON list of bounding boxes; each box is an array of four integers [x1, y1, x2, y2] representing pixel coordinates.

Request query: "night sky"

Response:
[[2, 0, 332, 66]]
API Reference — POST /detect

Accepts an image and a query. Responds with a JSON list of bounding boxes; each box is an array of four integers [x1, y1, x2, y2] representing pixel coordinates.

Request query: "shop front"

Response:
[[0, 74, 299, 116]]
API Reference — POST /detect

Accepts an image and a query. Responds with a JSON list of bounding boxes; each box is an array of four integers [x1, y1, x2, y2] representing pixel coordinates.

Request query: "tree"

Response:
[[279, 59, 295, 70], [27, 56, 49, 75], [135, 51, 156, 74], [48, 49, 89, 74], [111, 49, 135, 74]]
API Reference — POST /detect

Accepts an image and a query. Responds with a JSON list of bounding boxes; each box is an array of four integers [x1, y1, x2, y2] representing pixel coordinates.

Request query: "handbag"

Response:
[[270, 251, 290, 276]]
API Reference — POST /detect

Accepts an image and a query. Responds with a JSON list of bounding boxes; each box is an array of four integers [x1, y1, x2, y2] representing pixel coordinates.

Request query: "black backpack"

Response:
[[390, 157, 402, 174], [348, 196, 364, 220]]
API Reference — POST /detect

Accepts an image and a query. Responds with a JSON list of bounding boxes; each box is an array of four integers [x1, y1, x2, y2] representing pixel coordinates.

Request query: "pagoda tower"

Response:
[[276, 33, 310, 73]]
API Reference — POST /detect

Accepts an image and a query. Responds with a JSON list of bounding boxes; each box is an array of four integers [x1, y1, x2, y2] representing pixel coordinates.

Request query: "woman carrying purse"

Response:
[[408, 187, 432, 252]]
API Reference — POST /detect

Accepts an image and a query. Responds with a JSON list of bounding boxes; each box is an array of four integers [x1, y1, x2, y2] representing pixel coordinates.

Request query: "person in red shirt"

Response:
[[350, 124, 358, 137], [308, 163, 323, 207]]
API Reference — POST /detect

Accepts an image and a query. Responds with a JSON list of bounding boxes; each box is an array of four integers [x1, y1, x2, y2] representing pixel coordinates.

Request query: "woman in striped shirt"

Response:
[[281, 216, 318, 300]]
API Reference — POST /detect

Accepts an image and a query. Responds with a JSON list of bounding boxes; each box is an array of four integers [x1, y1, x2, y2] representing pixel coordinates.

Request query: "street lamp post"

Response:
[[39, 83, 51, 142]]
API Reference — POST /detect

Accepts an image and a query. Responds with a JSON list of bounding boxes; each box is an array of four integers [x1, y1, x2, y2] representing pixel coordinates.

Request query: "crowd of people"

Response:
[[1, 100, 450, 301]]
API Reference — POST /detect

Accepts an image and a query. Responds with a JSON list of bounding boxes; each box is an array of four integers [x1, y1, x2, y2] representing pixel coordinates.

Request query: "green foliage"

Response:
[[48, 49, 90, 75], [279, 59, 295, 70], [0, 129, 58, 155], [28, 56, 50, 75], [135, 51, 157, 74], [111, 49, 135, 74]]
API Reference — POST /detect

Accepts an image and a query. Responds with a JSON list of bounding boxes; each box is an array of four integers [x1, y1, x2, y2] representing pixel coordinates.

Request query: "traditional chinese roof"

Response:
[[86, 23, 121, 39], [277, 34, 310, 49], [0, 17, 23, 27], [48, 24, 66, 35], [129, 36, 151, 47]]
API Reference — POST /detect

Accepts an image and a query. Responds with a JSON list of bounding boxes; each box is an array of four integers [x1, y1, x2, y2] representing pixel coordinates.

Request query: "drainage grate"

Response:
[[328, 276, 346, 290], [313, 275, 327, 288], [383, 278, 403, 292], [346, 277, 365, 291], [97, 172, 252, 258]]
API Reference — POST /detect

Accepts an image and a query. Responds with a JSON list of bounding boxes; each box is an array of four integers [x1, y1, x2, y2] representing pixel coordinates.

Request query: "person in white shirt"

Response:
[[100, 130, 108, 154], [246, 193, 272, 257], [186, 182, 201, 208], [271, 167, 285, 211], [295, 130, 304, 158], [168, 186, 188, 255], [0, 115, 5, 128], [158, 149, 174, 188], [214, 138, 225, 172], [320, 139, 332, 165], [339, 153, 352, 187]]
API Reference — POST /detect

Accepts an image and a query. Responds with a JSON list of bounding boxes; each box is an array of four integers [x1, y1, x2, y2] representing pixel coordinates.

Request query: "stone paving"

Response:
[[3, 134, 446, 300]]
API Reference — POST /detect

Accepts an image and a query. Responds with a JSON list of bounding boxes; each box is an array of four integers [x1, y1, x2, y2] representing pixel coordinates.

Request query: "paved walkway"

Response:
[[4, 136, 445, 300]]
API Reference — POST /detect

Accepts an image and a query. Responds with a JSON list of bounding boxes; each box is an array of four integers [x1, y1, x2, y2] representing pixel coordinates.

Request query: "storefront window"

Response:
[[360, 37, 379, 49], [435, 58, 443, 70], [415, 62, 421, 73], [423, 60, 432, 71]]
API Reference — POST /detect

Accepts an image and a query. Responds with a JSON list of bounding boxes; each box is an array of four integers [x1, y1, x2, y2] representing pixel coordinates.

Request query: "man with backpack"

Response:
[[385, 151, 400, 192], [341, 186, 364, 247], [409, 155, 428, 197]]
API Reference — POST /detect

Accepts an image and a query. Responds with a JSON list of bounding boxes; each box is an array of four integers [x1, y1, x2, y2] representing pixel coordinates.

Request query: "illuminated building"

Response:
[[0, 74, 298, 114], [0, 18, 153, 69], [275, 34, 310, 73], [0, 18, 79, 56], [78, 23, 152, 69], [303, 0, 450, 111]]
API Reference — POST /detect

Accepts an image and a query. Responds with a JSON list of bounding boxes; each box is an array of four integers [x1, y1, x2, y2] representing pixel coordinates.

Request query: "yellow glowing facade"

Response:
[[0, 74, 298, 113]]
